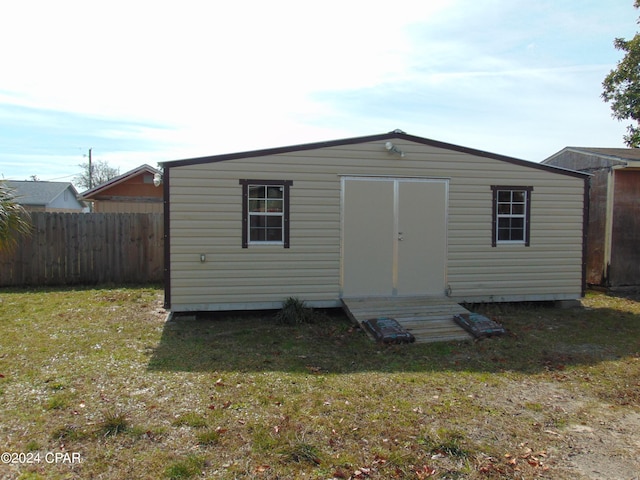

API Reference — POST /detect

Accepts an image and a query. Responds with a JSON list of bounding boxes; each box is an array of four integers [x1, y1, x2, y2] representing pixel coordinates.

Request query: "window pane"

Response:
[[250, 228, 265, 241], [498, 218, 511, 240], [511, 218, 524, 229], [249, 215, 266, 241], [267, 186, 283, 198], [250, 215, 265, 228], [512, 191, 525, 202], [266, 216, 282, 228], [249, 199, 265, 212], [498, 218, 510, 227], [498, 191, 511, 202], [512, 204, 525, 215], [266, 199, 283, 212], [249, 186, 265, 198], [249, 215, 282, 242], [266, 228, 282, 241], [497, 217, 524, 241], [498, 203, 511, 214]]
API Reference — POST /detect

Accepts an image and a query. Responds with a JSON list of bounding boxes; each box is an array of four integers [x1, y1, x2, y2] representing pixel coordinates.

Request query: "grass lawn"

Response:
[[0, 287, 639, 479]]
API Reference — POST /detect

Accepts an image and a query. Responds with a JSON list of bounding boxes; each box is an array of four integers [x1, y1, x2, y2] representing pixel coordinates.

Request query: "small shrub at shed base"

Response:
[[275, 297, 319, 325]]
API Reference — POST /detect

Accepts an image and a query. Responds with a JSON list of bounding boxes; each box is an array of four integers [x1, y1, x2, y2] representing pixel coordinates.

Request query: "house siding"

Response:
[[167, 138, 586, 311]]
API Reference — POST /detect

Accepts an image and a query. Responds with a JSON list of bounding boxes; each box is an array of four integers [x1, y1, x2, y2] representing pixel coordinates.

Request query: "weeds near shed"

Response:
[[285, 441, 322, 465], [419, 428, 470, 458], [98, 409, 129, 436], [50, 424, 85, 442], [195, 428, 221, 446], [164, 455, 206, 479], [172, 412, 208, 428], [274, 296, 319, 324], [44, 393, 69, 411]]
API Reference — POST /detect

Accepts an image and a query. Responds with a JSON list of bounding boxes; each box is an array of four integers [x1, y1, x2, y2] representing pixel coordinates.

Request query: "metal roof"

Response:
[[567, 147, 640, 162]]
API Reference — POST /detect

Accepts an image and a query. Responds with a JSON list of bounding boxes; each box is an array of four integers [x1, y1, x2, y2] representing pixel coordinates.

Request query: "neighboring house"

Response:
[[543, 147, 640, 288], [6, 180, 85, 212], [160, 130, 589, 313], [80, 164, 163, 213]]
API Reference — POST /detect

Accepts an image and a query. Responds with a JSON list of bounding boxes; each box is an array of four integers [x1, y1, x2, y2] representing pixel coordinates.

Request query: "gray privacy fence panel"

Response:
[[0, 212, 164, 286]]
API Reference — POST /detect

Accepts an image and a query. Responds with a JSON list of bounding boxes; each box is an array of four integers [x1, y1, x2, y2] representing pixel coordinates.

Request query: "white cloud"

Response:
[[0, 0, 635, 180], [1, 1, 451, 115]]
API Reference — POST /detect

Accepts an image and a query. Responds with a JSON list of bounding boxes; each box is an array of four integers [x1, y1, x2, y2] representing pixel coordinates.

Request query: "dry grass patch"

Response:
[[0, 287, 638, 479]]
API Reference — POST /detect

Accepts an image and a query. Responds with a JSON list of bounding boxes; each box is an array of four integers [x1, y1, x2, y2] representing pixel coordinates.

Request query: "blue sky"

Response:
[[0, 0, 637, 185]]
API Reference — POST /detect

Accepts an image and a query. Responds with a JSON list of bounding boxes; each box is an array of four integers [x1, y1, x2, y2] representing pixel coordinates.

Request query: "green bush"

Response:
[[275, 297, 317, 325]]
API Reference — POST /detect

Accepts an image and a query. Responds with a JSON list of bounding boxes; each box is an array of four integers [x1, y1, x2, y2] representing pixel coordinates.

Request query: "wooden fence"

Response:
[[0, 212, 164, 287]]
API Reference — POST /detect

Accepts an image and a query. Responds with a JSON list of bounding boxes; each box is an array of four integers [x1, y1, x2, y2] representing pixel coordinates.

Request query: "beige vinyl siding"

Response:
[[168, 139, 585, 310]]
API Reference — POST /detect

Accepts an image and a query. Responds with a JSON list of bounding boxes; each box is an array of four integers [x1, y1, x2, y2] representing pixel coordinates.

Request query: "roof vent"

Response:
[[391, 129, 406, 134]]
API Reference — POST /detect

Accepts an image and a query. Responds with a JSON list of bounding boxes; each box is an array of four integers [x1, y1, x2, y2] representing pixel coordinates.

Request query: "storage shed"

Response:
[[160, 131, 589, 313], [543, 147, 640, 288]]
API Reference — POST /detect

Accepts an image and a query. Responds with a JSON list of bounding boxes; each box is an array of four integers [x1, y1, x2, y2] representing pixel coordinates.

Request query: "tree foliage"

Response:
[[74, 160, 120, 191], [0, 180, 32, 252], [602, 0, 640, 147]]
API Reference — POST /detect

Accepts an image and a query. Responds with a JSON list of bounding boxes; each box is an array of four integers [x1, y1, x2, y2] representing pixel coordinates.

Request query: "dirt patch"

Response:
[[477, 378, 640, 479], [560, 411, 640, 480]]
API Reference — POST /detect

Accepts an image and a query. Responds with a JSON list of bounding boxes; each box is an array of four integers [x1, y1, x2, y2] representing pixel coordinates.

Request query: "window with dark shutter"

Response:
[[240, 179, 292, 248], [491, 186, 533, 247]]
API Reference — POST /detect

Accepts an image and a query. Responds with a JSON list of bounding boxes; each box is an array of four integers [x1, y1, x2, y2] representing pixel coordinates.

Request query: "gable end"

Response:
[[161, 131, 589, 180]]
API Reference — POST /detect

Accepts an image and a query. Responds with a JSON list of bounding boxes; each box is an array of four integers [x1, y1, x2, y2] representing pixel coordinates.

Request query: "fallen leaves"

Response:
[[478, 445, 549, 474], [415, 464, 436, 478], [352, 466, 371, 477], [254, 464, 270, 474], [207, 400, 232, 410]]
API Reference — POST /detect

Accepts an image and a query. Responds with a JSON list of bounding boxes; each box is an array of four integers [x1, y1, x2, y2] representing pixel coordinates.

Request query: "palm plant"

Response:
[[0, 180, 32, 252]]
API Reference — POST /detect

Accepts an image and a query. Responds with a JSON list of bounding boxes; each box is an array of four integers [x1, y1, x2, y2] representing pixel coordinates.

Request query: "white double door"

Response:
[[342, 177, 448, 297]]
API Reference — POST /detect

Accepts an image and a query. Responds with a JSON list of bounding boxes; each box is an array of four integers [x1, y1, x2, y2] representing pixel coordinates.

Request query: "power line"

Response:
[[46, 173, 82, 181]]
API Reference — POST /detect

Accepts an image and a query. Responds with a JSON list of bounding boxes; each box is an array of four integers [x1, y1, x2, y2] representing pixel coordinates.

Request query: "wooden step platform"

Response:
[[341, 296, 472, 343]]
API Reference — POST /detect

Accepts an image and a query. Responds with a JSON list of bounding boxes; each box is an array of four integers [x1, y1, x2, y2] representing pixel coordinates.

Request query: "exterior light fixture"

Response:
[[384, 141, 405, 157], [153, 172, 162, 187]]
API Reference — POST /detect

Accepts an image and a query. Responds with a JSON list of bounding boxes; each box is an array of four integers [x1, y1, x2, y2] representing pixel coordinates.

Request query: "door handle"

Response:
[[398, 232, 404, 241]]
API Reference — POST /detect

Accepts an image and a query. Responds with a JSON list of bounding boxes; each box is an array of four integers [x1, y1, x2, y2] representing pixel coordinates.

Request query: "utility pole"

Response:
[[88, 148, 93, 190]]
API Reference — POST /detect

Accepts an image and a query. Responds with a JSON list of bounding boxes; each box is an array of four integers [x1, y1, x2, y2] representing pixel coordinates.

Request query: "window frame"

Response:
[[240, 179, 292, 248], [491, 185, 533, 247]]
